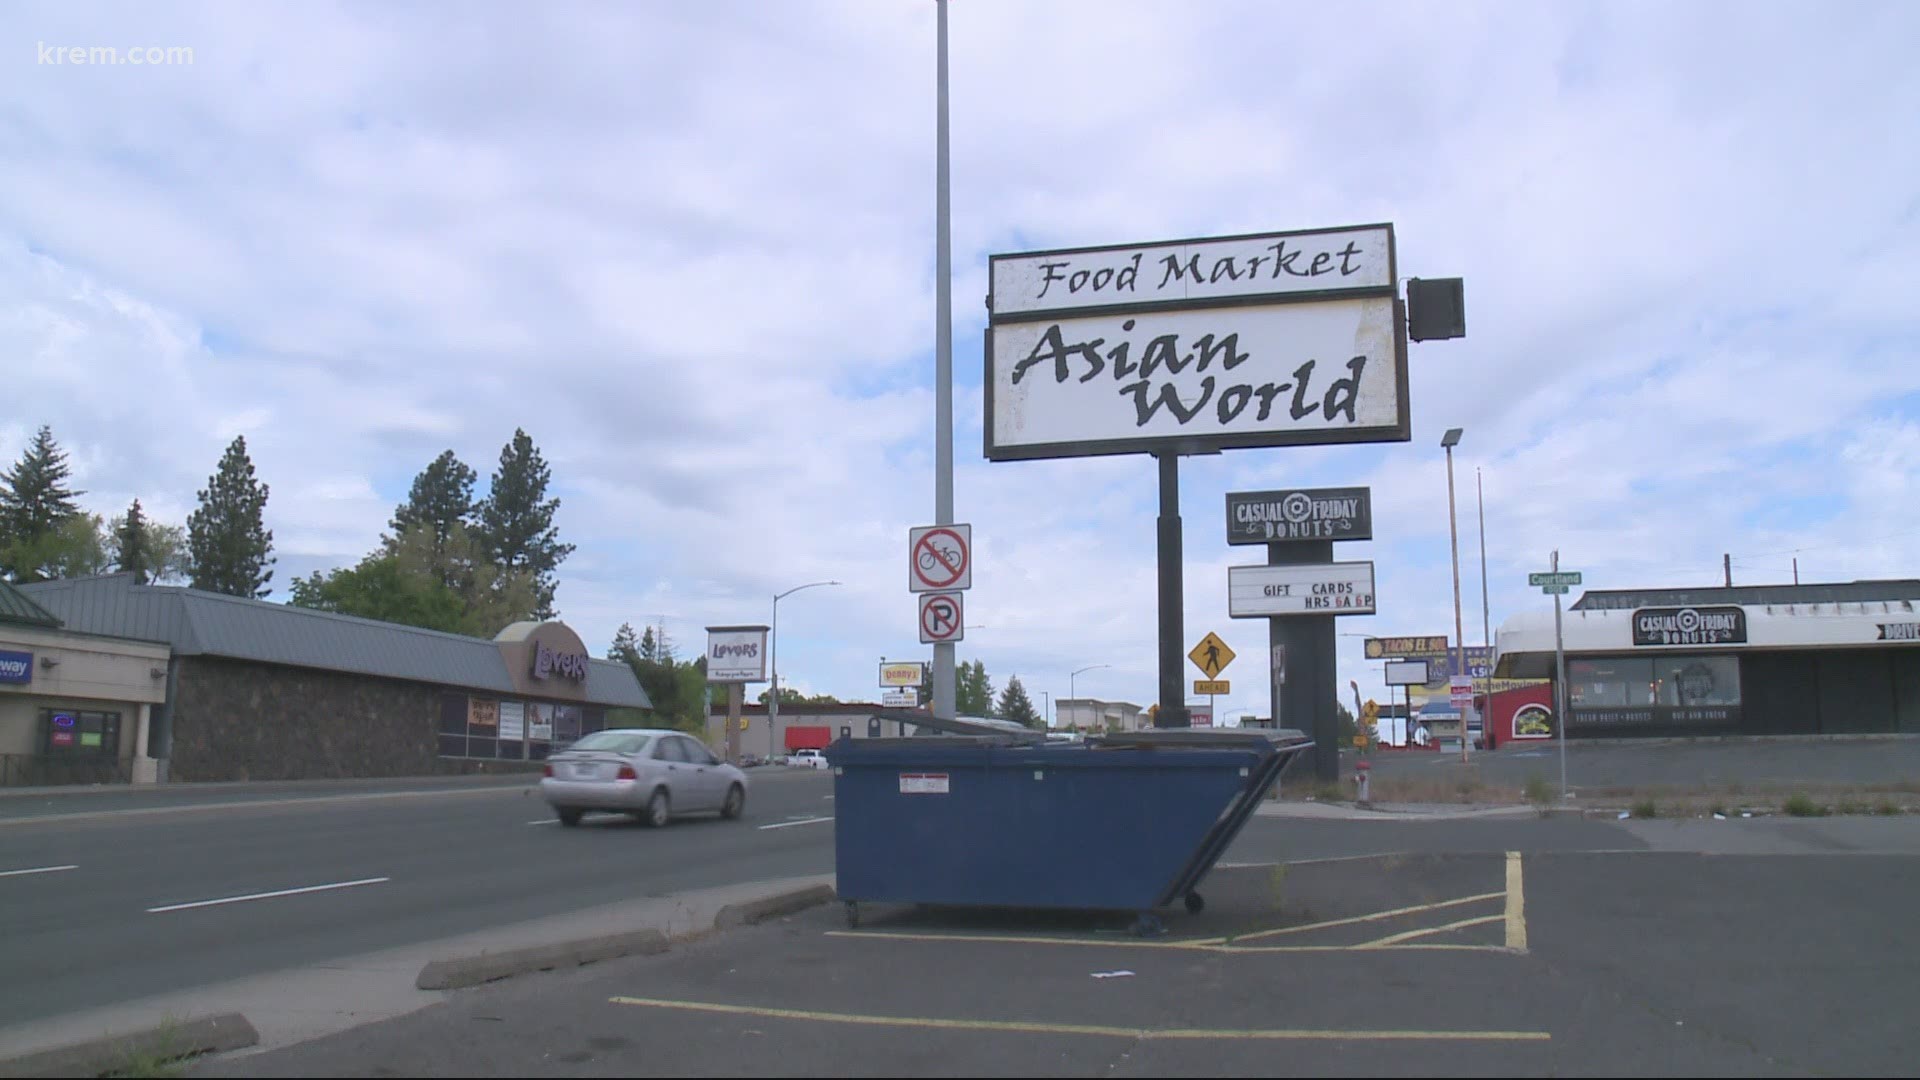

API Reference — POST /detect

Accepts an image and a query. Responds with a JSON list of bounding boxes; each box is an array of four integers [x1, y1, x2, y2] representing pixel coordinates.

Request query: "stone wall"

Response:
[[168, 656, 537, 781]]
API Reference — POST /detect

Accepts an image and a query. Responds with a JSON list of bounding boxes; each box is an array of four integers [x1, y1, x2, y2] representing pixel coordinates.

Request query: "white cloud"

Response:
[[1, 0, 1916, 717]]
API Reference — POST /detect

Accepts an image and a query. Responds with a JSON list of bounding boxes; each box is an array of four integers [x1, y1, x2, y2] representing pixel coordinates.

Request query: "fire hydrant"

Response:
[[1353, 760, 1371, 804]]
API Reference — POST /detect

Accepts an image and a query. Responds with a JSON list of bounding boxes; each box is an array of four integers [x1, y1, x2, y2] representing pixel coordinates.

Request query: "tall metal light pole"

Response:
[[1441, 427, 1469, 764], [769, 580, 840, 760], [1477, 466, 1492, 744], [1069, 663, 1109, 732], [930, 0, 957, 722]]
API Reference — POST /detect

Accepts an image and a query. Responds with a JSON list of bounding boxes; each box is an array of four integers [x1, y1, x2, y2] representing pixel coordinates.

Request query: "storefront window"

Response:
[[1654, 655, 1741, 706], [42, 709, 120, 756], [1568, 658, 1655, 707]]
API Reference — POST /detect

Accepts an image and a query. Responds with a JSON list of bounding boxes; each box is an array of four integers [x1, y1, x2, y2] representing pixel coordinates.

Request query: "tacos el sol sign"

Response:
[[1631, 606, 1747, 647]]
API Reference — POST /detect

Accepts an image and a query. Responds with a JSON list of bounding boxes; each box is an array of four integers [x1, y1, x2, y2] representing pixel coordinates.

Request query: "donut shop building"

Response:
[[1492, 580, 1920, 738]]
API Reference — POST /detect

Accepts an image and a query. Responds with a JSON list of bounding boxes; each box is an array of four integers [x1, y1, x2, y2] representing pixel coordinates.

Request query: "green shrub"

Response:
[[1631, 798, 1658, 819], [1783, 793, 1827, 817]]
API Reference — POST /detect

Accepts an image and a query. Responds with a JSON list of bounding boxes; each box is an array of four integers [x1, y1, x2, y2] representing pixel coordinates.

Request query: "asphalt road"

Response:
[[0, 768, 840, 1027], [200, 825, 1920, 1077]]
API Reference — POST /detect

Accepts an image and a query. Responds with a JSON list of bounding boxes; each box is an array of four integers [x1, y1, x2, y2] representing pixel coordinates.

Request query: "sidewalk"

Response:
[[1256, 799, 1536, 821]]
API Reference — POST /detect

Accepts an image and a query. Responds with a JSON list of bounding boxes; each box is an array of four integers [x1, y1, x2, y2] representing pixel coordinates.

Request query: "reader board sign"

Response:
[[899, 772, 950, 795], [705, 625, 769, 683], [1384, 660, 1429, 686], [984, 224, 1408, 462], [882, 689, 919, 708], [1229, 561, 1377, 617], [1227, 486, 1372, 544]]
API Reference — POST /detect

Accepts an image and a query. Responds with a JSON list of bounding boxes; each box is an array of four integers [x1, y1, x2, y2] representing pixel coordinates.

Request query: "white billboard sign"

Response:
[[1228, 561, 1377, 617], [1384, 660, 1430, 686], [882, 688, 919, 708], [991, 225, 1394, 317], [704, 625, 769, 683], [987, 296, 1405, 460]]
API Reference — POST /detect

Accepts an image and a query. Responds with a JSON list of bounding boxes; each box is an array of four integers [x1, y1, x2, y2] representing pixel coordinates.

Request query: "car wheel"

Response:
[[557, 807, 584, 827], [645, 787, 671, 828], [721, 784, 745, 820]]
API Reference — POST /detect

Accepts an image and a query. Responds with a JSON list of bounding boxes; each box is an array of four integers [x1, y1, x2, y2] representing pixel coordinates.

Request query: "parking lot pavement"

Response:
[[1358, 736, 1920, 792], [195, 832, 1920, 1078]]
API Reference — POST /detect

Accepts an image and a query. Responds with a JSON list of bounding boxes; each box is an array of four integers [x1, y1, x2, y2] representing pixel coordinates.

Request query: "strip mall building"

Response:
[[7, 574, 650, 784], [1491, 581, 1920, 740]]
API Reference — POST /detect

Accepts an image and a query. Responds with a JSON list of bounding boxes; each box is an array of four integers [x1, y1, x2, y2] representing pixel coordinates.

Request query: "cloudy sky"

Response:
[[4, 0, 1917, 722]]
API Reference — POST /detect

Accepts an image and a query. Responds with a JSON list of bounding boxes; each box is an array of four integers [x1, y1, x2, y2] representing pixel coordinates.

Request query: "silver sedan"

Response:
[[541, 728, 748, 827]]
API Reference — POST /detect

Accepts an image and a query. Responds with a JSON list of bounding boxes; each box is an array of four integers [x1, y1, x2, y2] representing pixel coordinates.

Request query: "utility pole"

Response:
[[1724, 553, 1732, 588], [930, 0, 957, 721]]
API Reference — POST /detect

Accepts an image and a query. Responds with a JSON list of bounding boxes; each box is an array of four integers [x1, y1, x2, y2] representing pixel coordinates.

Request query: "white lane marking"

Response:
[[0, 863, 78, 878], [758, 816, 834, 831], [527, 818, 559, 826], [147, 876, 390, 913]]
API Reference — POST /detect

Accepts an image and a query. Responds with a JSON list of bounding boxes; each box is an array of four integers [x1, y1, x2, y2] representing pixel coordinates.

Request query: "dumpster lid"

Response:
[[857, 707, 1047, 743], [1091, 728, 1311, 750]]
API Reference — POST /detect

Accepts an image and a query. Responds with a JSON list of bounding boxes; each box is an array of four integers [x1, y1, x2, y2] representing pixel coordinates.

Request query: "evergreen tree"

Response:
[[474, 429, 574, 619], [997, 675, 1041, 729], [609, 622, 641, 663], [0, 425, 85, 581], [187, 435, 276, 598], [112, 498, 152, 582], [956, 659, 996, 717], [390, 450, 477, 585]]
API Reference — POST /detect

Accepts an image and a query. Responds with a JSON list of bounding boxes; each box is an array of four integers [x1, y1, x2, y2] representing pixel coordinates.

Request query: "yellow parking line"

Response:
[[609, 996, 1551, 1042], [828, 929, 1515, 955], [1228, 890, 1505, 943], [1505, 851, 1528, 952], [1356, 914, 1505, 948]]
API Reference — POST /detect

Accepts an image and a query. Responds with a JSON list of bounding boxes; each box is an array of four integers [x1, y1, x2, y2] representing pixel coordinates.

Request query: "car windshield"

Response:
[[567, 731, 653, 755]]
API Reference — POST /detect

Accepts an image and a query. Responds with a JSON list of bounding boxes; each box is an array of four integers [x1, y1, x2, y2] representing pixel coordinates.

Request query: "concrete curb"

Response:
[[414, 881, 838, 992], [714, 883, 838, 929], [416, 929, 670, 990], [0, 1012, 256, 1078]]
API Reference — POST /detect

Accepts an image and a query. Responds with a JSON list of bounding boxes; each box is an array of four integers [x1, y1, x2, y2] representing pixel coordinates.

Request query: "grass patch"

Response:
[[103, 1018, 191, 1079], [1631, 798, 1659, 819], [1523, 773, 1553, 815], [1310, 782, 1347, 803], [1876, 801, 1903, 816], [1782, 792, 1828, 817]]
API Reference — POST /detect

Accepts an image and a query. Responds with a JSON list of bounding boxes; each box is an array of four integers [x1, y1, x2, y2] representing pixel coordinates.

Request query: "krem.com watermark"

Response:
[[38, 42, 194, 66]]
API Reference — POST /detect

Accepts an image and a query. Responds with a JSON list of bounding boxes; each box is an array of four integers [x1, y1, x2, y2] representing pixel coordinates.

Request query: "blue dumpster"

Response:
[[826, 722, 1310, 933]]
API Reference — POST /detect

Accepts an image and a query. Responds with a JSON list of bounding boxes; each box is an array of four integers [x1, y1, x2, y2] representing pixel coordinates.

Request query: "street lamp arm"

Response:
[[775, 579, 841, 602]]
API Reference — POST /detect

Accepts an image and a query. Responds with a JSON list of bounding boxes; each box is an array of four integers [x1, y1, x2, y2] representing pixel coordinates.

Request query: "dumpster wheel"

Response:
[[1184, 890, 1205, 915], [844, 901, 860, 929]]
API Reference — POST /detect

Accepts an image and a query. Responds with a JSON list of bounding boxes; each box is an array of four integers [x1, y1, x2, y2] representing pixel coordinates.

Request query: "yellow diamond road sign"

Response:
[[1189, 632, 1236, 678]]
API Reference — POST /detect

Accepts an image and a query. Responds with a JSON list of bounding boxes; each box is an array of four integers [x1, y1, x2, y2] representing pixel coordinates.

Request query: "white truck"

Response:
[[787, 748, 829, 769]]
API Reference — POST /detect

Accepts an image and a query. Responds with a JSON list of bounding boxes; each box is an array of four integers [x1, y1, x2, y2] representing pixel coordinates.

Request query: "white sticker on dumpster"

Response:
[[899, 772, 950, 794]]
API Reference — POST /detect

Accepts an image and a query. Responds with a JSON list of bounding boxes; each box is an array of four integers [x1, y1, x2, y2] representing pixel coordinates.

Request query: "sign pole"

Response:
[[931, 0, 956, 722], [726, 683, 742, 764], [1156, 451, 1186, 727], [1553, 548, 1569, 799]]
